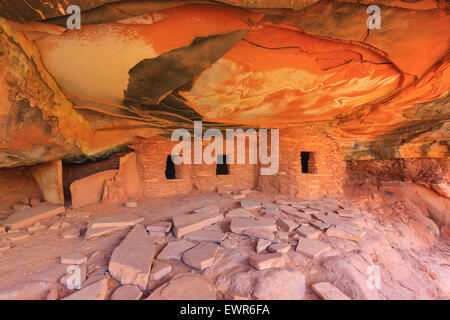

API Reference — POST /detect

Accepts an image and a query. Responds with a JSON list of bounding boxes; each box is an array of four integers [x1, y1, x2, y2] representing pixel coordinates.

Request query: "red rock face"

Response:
[[181, 25, 401, 124], [0, 1, 448, 166]]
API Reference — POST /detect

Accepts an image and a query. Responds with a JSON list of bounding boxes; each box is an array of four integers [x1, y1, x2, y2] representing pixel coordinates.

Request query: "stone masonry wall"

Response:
[[136, 136, 257, 197], [258, 127, 345, 199]]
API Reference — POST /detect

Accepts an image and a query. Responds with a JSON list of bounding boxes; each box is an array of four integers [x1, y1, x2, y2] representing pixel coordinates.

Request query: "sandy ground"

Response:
[[0, 191, 449, 300]]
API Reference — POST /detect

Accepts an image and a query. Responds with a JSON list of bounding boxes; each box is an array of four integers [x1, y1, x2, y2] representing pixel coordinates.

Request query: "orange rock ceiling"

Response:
[[0, 0, 448, 167]]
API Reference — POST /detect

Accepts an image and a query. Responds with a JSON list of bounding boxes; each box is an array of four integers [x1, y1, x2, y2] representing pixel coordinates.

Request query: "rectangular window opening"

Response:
[[216, 154, 229, 175], [165, 155, 176, 179], [300, 151, 316, 174]]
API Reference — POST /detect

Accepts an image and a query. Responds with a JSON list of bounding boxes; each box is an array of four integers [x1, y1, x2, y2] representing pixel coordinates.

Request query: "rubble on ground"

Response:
[[0, 192, 447, 300]]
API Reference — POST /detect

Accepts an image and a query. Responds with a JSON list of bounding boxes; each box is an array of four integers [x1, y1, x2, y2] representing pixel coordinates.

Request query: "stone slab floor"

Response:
[[0, 191, 448, 300]]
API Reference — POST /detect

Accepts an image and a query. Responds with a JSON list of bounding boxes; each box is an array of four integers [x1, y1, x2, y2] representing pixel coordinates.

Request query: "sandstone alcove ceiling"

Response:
[[0, 0, 448, 167]]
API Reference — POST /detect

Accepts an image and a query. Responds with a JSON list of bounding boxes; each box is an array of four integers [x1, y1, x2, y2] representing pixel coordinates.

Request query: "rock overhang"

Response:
[[0, 0, 448, 167]]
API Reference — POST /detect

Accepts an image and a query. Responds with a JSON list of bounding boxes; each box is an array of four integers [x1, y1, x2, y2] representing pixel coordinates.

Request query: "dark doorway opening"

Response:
[[165, 155, 176, 179], [216, 154, 229, 175], [62, 149, 130, 206], [301, 152, 312, 174]]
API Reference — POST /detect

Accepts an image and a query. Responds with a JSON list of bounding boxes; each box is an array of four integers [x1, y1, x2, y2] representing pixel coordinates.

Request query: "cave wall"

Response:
[[0, 167, 42, 211], [0, 18, 93, 168], [344, 158, 450, 235], [345, 158, 450, 186]]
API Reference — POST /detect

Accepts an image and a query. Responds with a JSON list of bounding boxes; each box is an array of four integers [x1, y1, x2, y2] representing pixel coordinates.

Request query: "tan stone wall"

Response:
[[257, 127, 345, 199], [0, 167, 42, 210], [136, 128, 344, 199], [136, 136, 257, 197]]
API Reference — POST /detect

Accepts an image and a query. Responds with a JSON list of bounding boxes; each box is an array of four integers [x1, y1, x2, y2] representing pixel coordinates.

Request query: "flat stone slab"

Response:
[[287, 251, 307, 267], [276, 231, 289, 242], [2, 205, 65, 230], [326, 223, 366, 242], [150, 261, 172, 281], [275, 199, 289, 205], [193, 206, 220, 215], [109, 224, 155, 291], [61, 228, 80, 239], [147, 273, 215, 300], [240, 200, 261, 210], [309, 220, 331, 230], [311, 282, 351, 300], [146, 221, 172, 233], [125, 200, 138, 208], [296, 238, 331, 259], [230, 217, 277, 234], [278, 219, 299, 232], [280, 208, 312, 223], [336, 209, 356, 217], [80, 274, 106, 289], [148, 231, 166, 238], [0, 281, 54, 300], [312, 213, 341, 225], [63, 278, 109, 300], [27, 222, 46, 232], [2, 232, 29, 241], [172, 212, 223, 238], [110, 285, 142, 300], [256, 239, 272, 253], [248, 252, 285, 270], [87, 213, 143, 229], [300, 208, 320, 215], [262, 202, 278, 211], [61, 253, 87, 265], [279, 205, 298, 215], [292, 212, 313, 222], [84, 225, 128, 240], [157, 240, 196, 261], [268, 243, 291, 254], [182, 242, 219, 270], [220, 235, 238, 249], [66, 210, 92, 218], [225, 208, 254, 218], [296, 224, 321, 239], [70, 170, 117, 209], [202, 221, 227, 232], [262, 209, 285, 220], [242, 228, 274, 241], [88, 250, 105, 262], [184, 230, 227, 243], [290, 201, 310, 208]]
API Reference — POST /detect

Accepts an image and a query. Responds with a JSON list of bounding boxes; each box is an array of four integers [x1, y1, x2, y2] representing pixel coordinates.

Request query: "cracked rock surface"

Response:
[[0, 1, 448, 166], [0, 192, 448, 300]]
